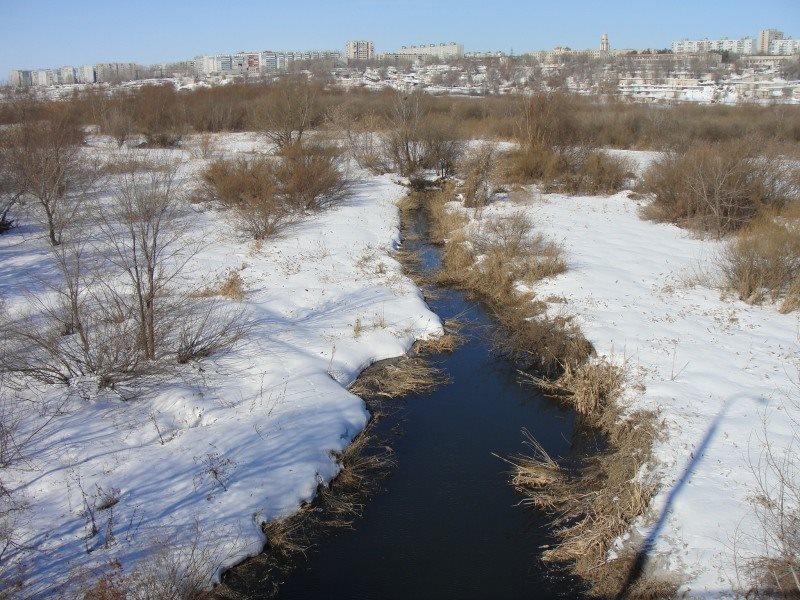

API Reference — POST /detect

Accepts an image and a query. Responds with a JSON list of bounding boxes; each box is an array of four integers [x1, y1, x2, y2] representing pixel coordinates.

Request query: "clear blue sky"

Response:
[[1, 0, 798, 81]]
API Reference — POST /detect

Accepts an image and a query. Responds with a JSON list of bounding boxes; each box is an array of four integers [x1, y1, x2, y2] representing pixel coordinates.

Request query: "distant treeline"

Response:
[[1, 81, 799, 151]]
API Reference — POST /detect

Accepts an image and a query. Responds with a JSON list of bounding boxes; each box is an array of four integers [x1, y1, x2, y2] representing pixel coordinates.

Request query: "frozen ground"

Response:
[[462, 160, 800, 596], [0, 134, 441, 596]]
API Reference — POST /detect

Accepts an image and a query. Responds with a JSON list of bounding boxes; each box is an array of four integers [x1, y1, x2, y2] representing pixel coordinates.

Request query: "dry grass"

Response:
[[426, 187, 468, 246], [349, 356, 449, 401], [414, 318, 465, 354], [503, 145, 633, 196], [719, 205, 800, 312], [509, 357, 663, 598], [527, 359, 624, 417], [191, 271, 246, 301]]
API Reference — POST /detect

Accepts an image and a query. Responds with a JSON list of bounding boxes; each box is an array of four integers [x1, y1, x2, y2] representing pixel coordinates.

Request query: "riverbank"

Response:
[[0, 135, 443, 597], [441, 182, 800, 597]]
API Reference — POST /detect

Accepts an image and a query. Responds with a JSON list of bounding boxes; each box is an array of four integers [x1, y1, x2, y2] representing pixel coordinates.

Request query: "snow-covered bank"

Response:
[[1, 139, 441, 596], [470, 187, 799, 596]]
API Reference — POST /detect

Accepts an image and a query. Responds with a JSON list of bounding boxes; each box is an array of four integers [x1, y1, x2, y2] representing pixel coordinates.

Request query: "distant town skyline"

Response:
[[1, 0, 798, 83]]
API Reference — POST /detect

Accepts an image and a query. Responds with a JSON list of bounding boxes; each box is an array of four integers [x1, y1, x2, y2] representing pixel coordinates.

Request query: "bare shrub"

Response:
[[0, 133, 21, 233], [382, 91, 430, 176], [504, 145, 632, 195], [175, 300, 248, 364], [276, 142, 350, 211], [189, 134, 218, 160], [459, 144, 497, 210], [199, 144, 349, 239], [473, 212, 567, 287], [100, 97, 134, 148], [2, 158, 244, 388], [640, 140, 797, 236], [719, 207, 800, 311], [420, 114, 464, 179], [200, 158, 290, 240], [99, 161, 195, 362]]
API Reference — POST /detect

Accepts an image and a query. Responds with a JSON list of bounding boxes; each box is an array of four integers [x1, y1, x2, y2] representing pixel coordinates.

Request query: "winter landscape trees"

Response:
[[0, 76, 798, 599]]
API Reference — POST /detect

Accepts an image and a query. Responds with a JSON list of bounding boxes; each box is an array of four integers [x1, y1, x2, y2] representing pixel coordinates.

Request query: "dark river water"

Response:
[[227, 207, 590, 600]]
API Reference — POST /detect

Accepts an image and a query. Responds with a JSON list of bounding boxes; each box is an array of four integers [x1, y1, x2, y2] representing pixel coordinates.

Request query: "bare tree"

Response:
[[0, 133, 22, 233], [5, 116, 101, 246], [101, 95, 135, 148], [256, 75, 322, 150], [99, 160, 196, 361], [383, 91, 429, 176]]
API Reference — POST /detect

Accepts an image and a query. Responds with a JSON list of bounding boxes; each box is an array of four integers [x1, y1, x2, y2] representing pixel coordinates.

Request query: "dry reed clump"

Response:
[[414, 318, 465, 354], [192, 270, 246, 301], [503, 144, 632, 196], [349, 356, 449, 401], [459, 143, 498, 210], [437, 211, 568, 319], [639, 139, 797, 237], [510, 358, 665, 598], [426, 186, 468, 246], [719, 206, 800, 313]]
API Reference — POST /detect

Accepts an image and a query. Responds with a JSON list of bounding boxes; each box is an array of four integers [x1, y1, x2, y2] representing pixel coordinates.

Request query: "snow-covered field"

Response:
[[0, 134, 441, 596], [464, 162, 800, 596]]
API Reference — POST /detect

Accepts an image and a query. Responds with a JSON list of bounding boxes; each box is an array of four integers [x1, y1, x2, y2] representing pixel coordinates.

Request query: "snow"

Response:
[[466, 180, 800, 596], [1, 136, 441, 596]]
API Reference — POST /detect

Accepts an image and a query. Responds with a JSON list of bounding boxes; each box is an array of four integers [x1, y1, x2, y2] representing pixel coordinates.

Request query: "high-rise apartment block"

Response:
[[346, 40, 375, 61], [600, 33, 610, 53], [758, 29, 783, 54]]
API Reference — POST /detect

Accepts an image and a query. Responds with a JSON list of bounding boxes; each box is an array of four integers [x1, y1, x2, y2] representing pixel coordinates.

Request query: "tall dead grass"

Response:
[[513, 359, 666, 598], [719, 204, 800, 313], [504, 144, 633, 195]]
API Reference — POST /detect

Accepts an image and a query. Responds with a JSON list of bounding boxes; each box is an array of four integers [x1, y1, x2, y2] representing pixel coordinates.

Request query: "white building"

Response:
[[346, 40, 375, 61], [8, 70, 32, 87], [769, 38, 800, 55], [600, 33, 610, 53], [194, 54, 224, 76], [78, 64, 95, 83], [59, 66, 76, 84], [388, 42, 464, 61], [672, 37, 755, 55]]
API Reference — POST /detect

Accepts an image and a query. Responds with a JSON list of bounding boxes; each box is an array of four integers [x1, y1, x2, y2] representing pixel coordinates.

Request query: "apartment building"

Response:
[[78, 64, 95, 83], [769, 38, 800, 55], [346, 40, 375, 61], [384, 42, 464, 61], [94, 62, 141, 83], [758, 29, 783, 54], [672, 37, 755, 55]]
